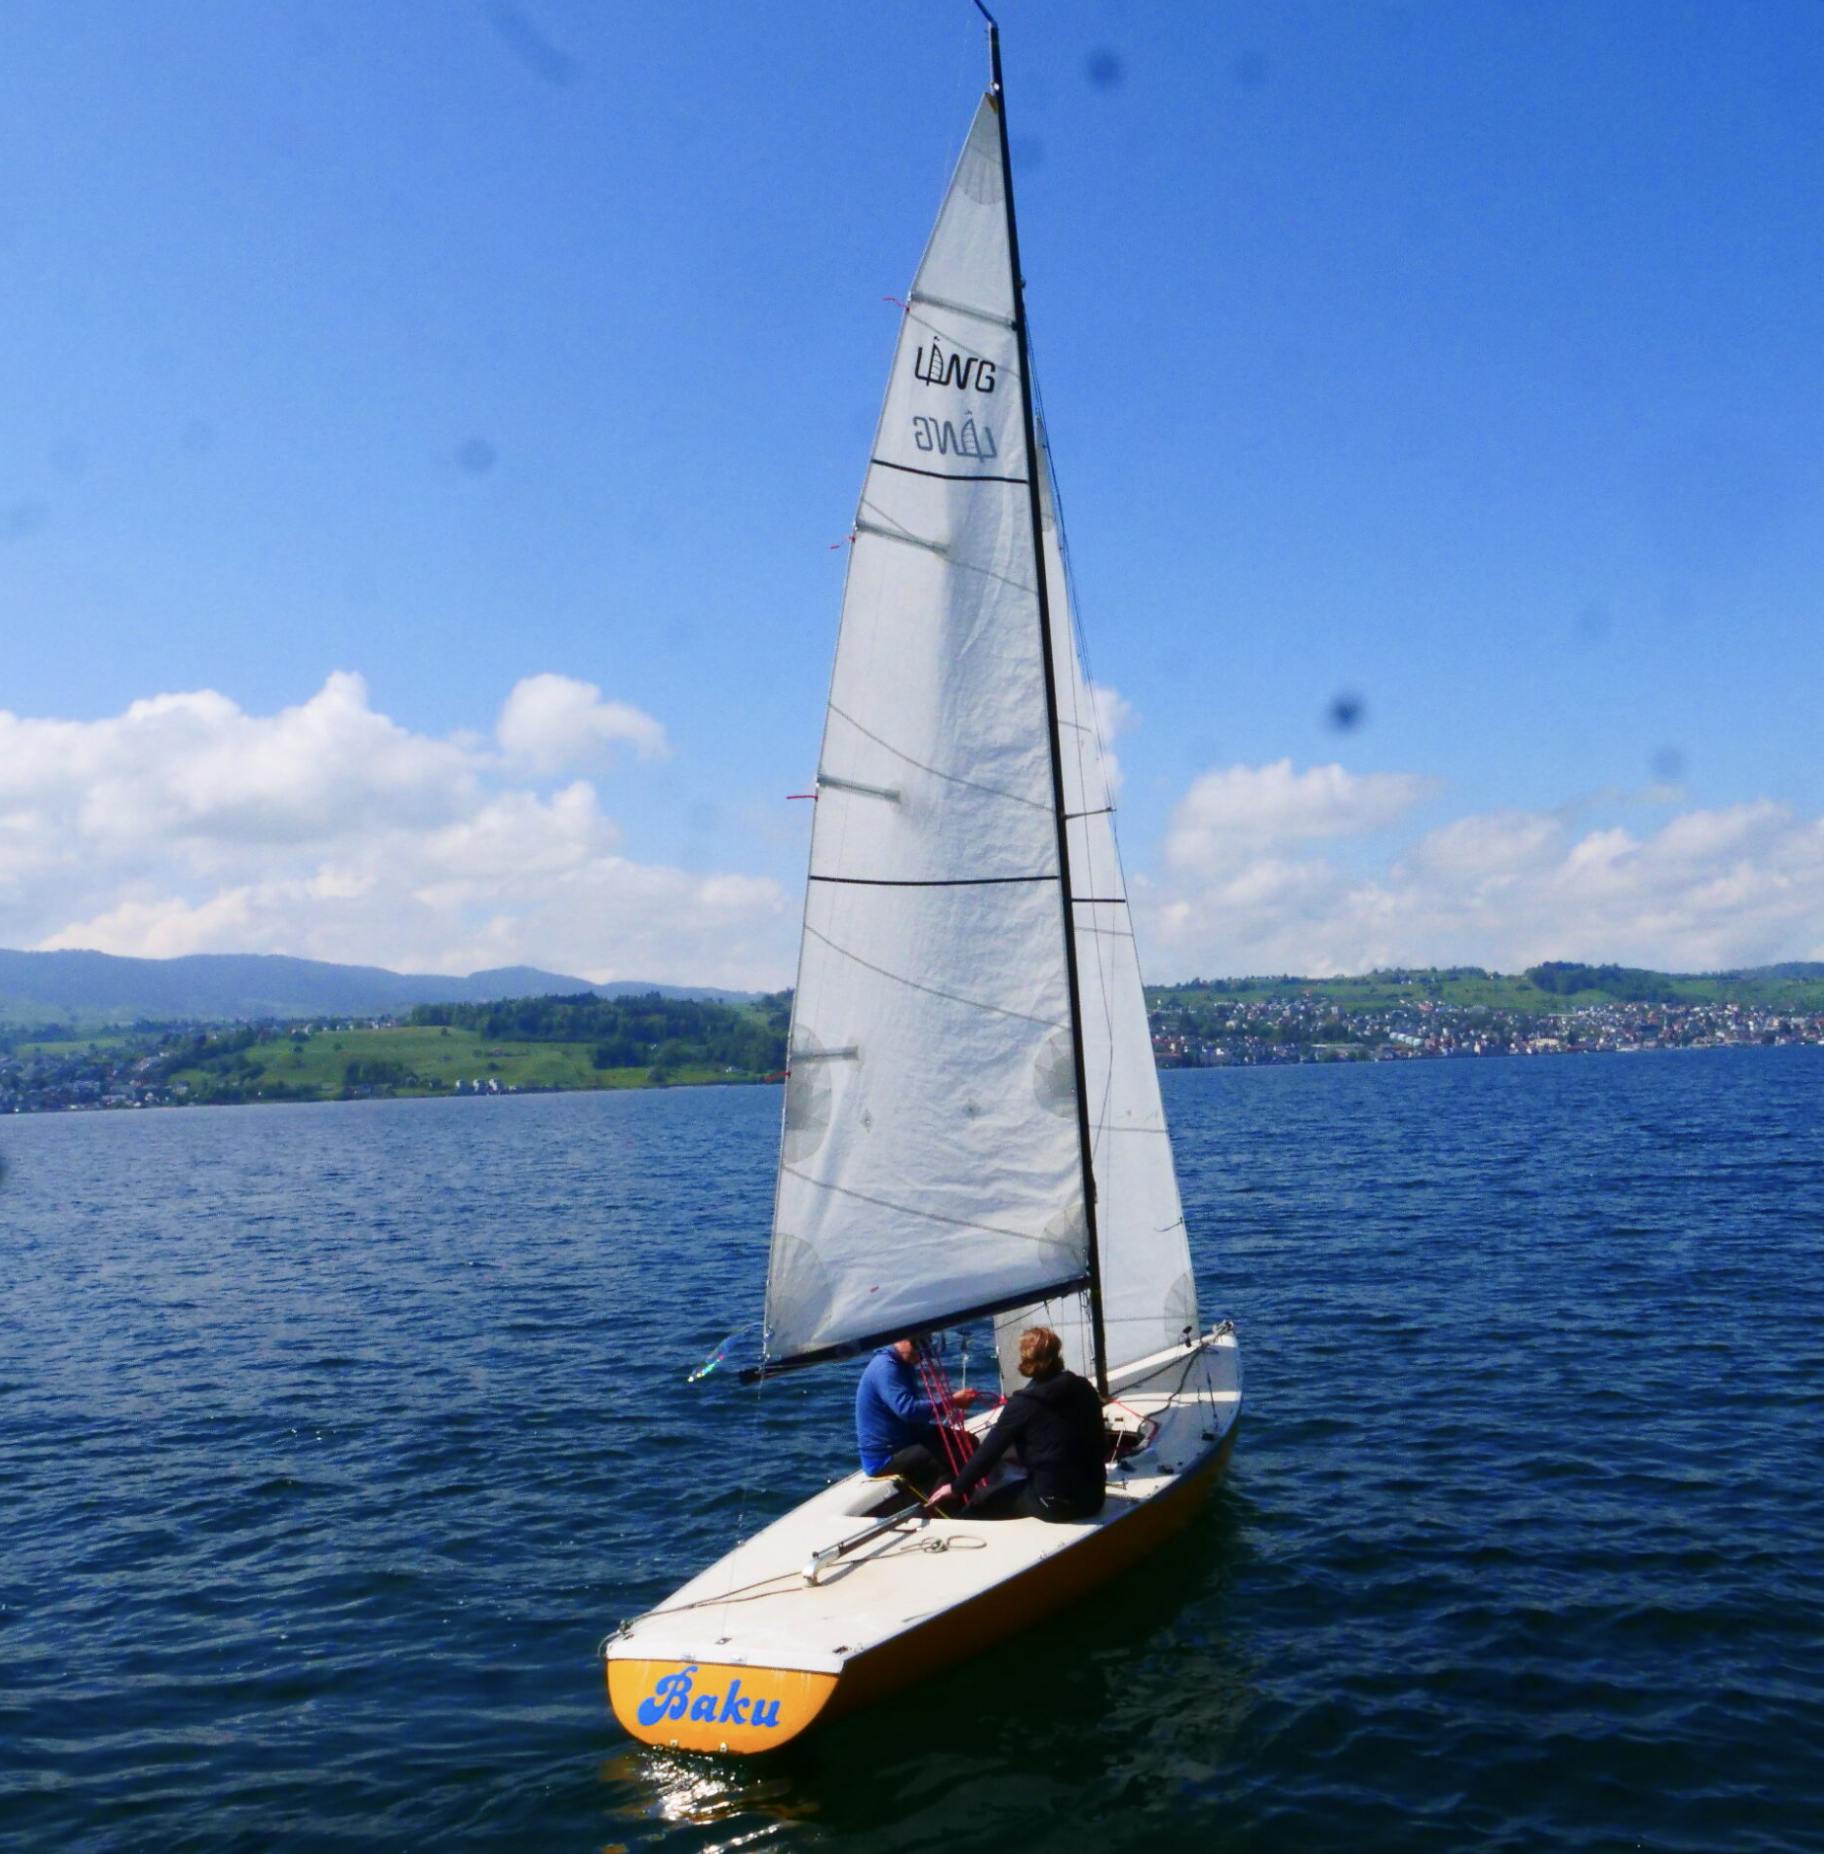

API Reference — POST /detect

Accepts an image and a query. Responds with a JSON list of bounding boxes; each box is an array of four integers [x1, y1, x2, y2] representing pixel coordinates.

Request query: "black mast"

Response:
[[978, 4, 1111, 1397]]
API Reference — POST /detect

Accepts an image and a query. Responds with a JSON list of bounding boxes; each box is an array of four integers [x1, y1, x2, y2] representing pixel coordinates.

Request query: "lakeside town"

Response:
[[4, 987, 1822, 1114], [1148, 995, 1824, 1067]]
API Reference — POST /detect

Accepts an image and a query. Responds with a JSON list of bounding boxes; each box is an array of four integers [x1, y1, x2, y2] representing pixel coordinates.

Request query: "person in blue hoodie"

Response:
[[854, 1337, 983, 1491]]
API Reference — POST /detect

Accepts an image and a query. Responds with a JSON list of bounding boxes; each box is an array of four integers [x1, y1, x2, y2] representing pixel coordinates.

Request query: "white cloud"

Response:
[[0, 672, 477, 851], [496, 672, 668, 773], [1142, 763, 1824, 978], [1166, 759, 1438, 872], [1088, 682, 1133, 799], [6, 676, 788, 989], [19, 684, 1819, 997]]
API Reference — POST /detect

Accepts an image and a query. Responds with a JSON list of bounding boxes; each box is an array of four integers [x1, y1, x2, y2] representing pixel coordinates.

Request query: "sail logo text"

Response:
[[911, 414, 998, 460], [635, 1665, 783, 1731], [914, 341, 996, 393]]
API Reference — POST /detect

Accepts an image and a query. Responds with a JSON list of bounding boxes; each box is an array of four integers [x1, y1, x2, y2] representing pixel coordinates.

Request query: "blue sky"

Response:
[[3, 0, 1821, 985]]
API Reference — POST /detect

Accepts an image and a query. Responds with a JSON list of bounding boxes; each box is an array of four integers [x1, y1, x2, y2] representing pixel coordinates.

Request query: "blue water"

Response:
[[4, 1048, 1821, 1851]]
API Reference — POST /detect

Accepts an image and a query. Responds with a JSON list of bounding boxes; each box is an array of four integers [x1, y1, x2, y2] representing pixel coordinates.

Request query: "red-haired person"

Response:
[[929, 1326, 1105, 1521]]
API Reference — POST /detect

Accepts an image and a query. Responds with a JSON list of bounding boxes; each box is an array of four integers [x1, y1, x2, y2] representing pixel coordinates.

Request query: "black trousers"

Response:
[[964, 1479, 1103, 1522], [872, 1437, 946, 1496]]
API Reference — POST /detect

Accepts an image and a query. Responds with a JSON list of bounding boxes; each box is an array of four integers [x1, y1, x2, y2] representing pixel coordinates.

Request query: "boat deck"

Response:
[[608, 1329, 1241, 1679]]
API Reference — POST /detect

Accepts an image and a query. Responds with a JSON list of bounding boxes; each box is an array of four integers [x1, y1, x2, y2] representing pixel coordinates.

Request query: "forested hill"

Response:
[[408, 992, 790, 1076], [0, 948, 753, 1027]]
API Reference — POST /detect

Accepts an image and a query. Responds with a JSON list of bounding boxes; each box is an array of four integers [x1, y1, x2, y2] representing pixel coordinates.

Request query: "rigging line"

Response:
[[632, 1519, 996, 1621], [870, 456, 1030, 486], [1028, 384, 1131, 1137], [722, 1300, 774, 1636], [1030, 370, 1127, 932], [637, 1570, 816, 1617], [809, 871, 1052, 888], [779, 1162, 1085, 1247], [827, 701, 1049, 813], [801, 918, 1068, 1030], [1071, 895, 1128, 905], [992, 44, 1110, 1398]]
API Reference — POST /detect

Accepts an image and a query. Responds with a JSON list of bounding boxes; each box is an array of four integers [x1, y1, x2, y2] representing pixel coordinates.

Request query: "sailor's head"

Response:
[[890, 1335, 928, 1362], [1017, 1326, 1064, 1379]]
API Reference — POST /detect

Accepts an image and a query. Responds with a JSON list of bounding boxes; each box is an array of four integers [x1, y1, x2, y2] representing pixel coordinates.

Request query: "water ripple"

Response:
[[3, 1053, 1822, 1849]]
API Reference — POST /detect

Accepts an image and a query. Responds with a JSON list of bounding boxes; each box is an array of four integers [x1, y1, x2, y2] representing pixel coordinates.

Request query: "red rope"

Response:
[[913, 1341, 974, 1480]]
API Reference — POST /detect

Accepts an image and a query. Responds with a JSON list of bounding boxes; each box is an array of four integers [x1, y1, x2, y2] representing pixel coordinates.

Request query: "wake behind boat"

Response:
[[605, 11, 1243, 1754]]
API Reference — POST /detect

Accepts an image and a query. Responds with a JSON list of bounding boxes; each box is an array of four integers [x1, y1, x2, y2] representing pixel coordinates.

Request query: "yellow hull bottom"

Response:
[[607, 1421, 1239, 1755], [606, 1657, 842, 1755]]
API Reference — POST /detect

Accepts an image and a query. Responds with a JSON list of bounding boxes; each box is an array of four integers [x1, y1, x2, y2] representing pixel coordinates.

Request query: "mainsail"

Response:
[[762, 97, 1094, 1366], [996, 432, 1200, 1384]]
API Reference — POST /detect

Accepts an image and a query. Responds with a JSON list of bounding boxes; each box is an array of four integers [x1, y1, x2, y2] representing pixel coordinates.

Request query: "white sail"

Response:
[[997, 431, 1199, 1385], [609, 46, 1244, 1760], [763, 97, 1092, 1365]]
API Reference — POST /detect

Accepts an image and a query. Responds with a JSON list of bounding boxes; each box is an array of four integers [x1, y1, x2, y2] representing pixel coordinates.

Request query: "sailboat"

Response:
[[604, 14, 1242, 1755]]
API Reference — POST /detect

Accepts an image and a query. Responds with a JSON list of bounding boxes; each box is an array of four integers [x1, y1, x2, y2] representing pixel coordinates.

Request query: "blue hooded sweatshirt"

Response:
[[854, 1346, 943, 1473]]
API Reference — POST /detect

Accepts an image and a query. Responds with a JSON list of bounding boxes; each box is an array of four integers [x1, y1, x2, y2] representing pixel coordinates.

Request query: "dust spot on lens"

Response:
[[1085, 48, 1124, 90], [483, 0, 580, 87], [1326, 691, 1365, 732], [1651, 746, 1686, 782], [457, 438, 498, 474], [0, 501, 48, 540]]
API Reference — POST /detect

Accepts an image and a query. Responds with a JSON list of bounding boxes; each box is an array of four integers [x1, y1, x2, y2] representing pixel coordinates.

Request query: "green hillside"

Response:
[[1148, 963, 1824, 1013], [153, 992, 791, 1104]]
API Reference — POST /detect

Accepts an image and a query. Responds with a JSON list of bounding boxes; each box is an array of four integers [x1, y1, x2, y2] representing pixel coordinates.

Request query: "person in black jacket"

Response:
[[928, 1326, 1106, 1522]]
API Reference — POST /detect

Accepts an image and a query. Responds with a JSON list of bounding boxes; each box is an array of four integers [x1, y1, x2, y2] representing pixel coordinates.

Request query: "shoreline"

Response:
[[7, 1035, 1816, 1117]]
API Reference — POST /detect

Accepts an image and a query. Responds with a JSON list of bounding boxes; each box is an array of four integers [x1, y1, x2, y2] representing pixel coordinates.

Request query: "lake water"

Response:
[[4, 1048, 1821, 1852]]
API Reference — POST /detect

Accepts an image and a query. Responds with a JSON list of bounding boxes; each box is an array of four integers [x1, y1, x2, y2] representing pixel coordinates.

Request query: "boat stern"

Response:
[[606, 1654, 840, 1755]]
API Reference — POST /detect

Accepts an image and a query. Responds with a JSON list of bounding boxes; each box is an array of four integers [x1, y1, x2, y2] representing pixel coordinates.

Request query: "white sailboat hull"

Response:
[[605, 1326, 1241, 1754]]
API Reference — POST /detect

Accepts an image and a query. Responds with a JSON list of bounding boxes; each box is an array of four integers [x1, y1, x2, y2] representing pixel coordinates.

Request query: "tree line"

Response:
[[408, 991, 790, 1076]]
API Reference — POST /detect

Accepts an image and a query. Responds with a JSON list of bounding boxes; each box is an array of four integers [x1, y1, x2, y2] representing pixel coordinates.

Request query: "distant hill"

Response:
[[0, 949, 753, 1027]]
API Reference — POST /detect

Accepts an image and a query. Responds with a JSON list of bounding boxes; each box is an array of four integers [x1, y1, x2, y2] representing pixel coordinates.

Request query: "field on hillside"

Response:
[[165, 1024, 753, 1101]]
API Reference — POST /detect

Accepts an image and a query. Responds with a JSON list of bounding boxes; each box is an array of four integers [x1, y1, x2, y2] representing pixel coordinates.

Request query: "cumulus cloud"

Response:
[[1166, 759, 1439, 870], [0, 672, 477, 852], [5, 675, 787, 988], [496, 672, 668, 772], [1087, 682, 1133, 799], [1142, 764, 1824, 979]]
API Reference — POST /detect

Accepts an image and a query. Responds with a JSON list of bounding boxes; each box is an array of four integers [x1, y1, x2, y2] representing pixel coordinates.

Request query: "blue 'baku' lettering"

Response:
[[635, 1665, 783, 1731]]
